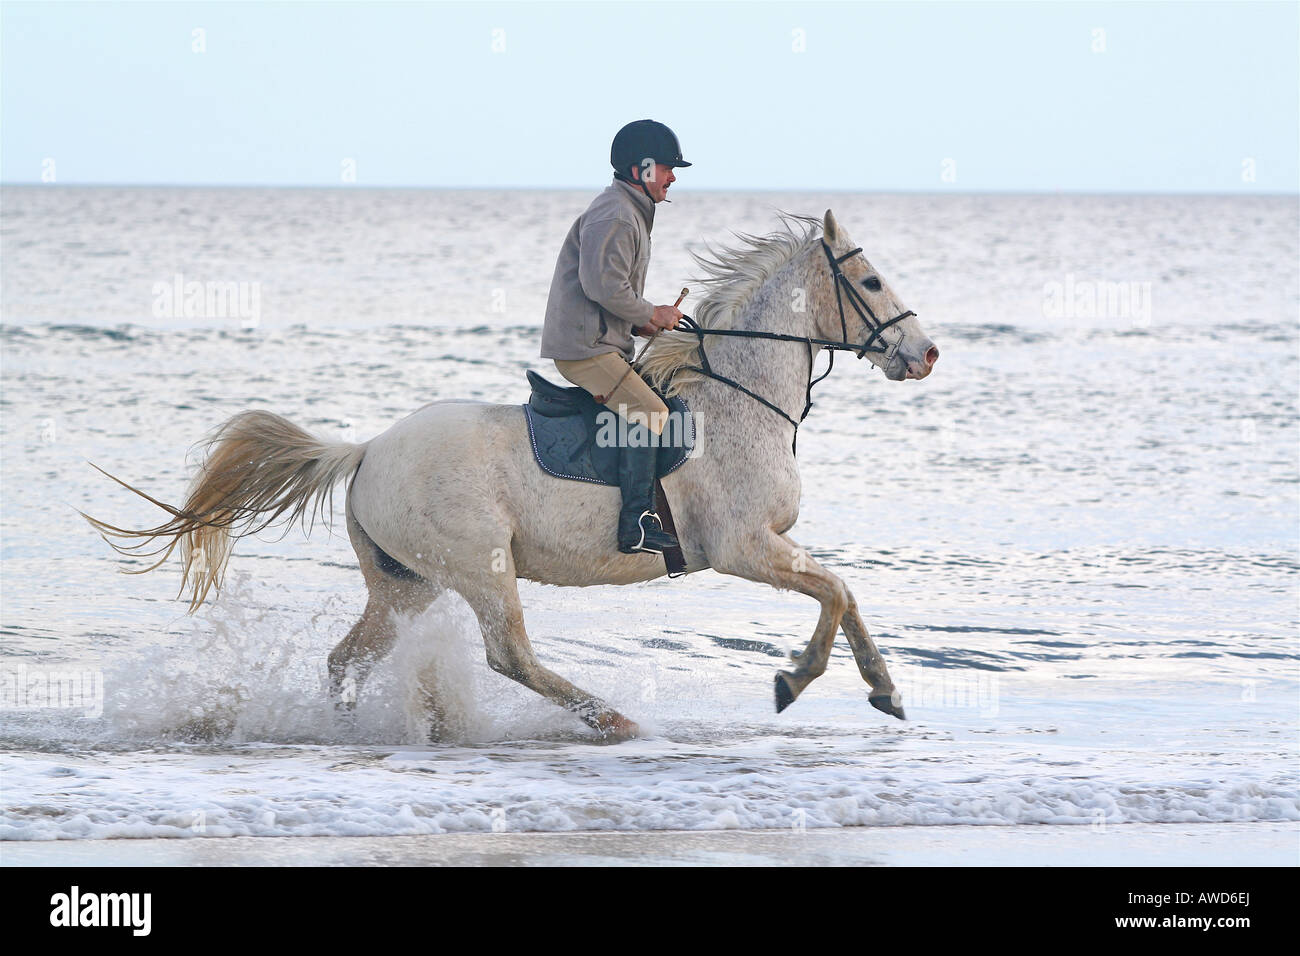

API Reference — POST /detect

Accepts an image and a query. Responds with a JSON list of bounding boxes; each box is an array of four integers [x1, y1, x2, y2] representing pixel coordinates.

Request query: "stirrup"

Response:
[[622, 510, 673, 555], [633, 510, 663, 554]]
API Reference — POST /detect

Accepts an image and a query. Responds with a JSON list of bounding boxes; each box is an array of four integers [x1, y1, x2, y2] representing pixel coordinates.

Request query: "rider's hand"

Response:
[[649, 304, 683, 332]]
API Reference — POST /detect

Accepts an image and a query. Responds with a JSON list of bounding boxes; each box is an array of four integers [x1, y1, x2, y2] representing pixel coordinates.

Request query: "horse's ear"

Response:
[[823, 209, 839, 243]]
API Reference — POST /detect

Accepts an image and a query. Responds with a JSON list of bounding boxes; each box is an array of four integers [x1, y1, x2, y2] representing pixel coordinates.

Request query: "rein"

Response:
[[652, 239, 917, 455]]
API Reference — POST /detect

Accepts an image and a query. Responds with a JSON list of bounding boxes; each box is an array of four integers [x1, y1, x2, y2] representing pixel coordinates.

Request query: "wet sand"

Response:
[[3, 823, 1296, 867]]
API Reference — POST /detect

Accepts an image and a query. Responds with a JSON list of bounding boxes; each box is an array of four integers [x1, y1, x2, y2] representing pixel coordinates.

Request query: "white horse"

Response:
[[84, 210, 938, 741]]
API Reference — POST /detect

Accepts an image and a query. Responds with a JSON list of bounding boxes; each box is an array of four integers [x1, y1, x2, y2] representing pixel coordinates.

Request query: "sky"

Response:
[[2, 0, 1297, 192]]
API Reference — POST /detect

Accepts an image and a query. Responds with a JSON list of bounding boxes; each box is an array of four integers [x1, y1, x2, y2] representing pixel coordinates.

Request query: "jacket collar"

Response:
[[612, 177, 655, 232]]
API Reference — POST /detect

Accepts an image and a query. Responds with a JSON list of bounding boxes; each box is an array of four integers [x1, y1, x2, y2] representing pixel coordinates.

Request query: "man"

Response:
[[540, 119, 691, 555]]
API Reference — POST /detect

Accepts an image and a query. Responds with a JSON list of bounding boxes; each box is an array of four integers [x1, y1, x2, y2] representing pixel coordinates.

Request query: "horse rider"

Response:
[[539, 119, 691, 555]]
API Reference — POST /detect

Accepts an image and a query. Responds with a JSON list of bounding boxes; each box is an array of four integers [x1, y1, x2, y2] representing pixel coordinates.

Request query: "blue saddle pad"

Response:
[[522, 369, 694, 486]]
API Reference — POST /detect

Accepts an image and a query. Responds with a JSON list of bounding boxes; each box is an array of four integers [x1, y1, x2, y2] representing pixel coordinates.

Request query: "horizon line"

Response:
[[2, 181, 1296, 199]]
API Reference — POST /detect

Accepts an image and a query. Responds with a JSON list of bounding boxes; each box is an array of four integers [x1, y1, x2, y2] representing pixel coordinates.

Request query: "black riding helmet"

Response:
[[611, 120, 691, 198]]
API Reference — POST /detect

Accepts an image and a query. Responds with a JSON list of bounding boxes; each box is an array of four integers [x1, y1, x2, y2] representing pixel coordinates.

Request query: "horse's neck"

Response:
[[682, 250, 833, 455]]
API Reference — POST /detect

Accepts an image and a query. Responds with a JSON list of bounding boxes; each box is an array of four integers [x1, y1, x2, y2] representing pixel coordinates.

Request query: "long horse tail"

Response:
[[81, 410, 368, 613]]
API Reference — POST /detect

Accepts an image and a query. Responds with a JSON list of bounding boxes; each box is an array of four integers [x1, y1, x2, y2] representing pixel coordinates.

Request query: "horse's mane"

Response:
[[638, 212, 822, 397]]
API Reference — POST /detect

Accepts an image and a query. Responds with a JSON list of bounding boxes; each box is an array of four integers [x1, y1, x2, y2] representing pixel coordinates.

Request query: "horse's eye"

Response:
[[862, 276, 882, 292]]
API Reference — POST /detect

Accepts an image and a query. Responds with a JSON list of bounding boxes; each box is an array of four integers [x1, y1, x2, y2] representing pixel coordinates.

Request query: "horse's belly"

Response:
[[507, 471, 671, 586], [512, 540, 667, 587]]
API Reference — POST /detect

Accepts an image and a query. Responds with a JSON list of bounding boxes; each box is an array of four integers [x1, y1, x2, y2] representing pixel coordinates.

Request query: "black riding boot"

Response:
[[616, 423, 679, 554]]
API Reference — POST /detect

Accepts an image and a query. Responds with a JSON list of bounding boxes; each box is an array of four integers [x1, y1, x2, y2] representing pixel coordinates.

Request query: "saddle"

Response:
[[522, 369, 694, 578], [522, 369, 694, 486]]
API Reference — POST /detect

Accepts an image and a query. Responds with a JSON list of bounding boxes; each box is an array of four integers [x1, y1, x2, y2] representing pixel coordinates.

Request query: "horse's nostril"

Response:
[[925, 345, 939, 367]]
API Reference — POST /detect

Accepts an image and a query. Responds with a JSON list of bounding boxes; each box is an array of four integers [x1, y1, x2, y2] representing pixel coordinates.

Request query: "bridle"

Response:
[[655, 238, 917, 455]]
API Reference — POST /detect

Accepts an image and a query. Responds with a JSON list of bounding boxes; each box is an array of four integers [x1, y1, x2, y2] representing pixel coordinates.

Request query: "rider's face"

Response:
[[634, 162, 676, 202]]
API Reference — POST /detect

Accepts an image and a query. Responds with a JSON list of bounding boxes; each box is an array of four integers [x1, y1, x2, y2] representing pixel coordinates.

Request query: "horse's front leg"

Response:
[[841, 592, 906, 720], [714, 532, 850, 712]]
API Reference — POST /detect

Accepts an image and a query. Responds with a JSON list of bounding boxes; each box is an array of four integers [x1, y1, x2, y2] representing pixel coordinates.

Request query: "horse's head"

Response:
[[820, 210, 938, 381]]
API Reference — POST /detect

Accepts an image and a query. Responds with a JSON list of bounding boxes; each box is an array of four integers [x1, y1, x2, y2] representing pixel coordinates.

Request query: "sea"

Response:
[[1, 185, 1297, 850]]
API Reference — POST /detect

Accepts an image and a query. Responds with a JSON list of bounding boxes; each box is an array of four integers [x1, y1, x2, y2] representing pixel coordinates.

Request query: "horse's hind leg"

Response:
[[458, 552, 640, 742], [328, 596, 398, 712], [329, 503, 441, 714]]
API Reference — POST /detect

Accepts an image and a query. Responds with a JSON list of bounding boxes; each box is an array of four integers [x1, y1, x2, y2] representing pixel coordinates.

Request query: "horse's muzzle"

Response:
[[902, 342, 939, 380]]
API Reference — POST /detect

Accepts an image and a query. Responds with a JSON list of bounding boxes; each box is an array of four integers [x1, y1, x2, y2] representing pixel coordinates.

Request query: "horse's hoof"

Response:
[[595, 714, 641, 743], [774, 672, 796, 713], [870, 693, 906, 721]]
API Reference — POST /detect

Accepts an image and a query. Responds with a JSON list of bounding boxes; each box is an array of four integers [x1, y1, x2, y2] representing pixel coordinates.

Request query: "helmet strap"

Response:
[[615, 169, 656, 203]]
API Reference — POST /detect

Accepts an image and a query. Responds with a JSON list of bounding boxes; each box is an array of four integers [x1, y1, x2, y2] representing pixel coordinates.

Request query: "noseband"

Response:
[[656, 238, 917, 455], [821, 240, 917, 360]]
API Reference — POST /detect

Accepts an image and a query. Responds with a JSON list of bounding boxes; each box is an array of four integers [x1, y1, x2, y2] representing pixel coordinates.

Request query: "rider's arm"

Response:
[[577, 217, 656, 332]]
